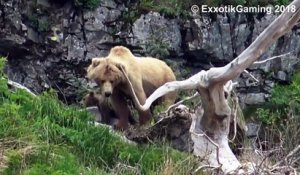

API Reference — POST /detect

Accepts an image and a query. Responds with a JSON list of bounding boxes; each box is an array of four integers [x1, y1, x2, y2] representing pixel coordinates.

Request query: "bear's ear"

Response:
[[91, 58, 102, 67], [89, 91, 95, 97]]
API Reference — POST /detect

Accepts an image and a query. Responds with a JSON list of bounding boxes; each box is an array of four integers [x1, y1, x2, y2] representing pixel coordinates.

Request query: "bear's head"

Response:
[[86, 57, 104, 75], [81, 91, 103, 107], [87, 58, 126, 98]]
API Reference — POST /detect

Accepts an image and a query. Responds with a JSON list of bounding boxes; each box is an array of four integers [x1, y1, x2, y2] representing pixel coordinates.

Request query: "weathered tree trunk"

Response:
[[125, 1, 300, 173]]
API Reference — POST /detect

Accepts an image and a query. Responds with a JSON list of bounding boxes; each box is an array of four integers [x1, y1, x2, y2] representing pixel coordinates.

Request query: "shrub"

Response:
[[145, 27, 171, 58], [255, 72, 300, 125], [253, 72, 300, 166], [74, 0, 101, 10]]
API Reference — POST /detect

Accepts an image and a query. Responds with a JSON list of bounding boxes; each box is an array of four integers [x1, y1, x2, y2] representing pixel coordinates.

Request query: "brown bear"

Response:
[[81, 91, 136, 125], [87, 46, 176, 130]]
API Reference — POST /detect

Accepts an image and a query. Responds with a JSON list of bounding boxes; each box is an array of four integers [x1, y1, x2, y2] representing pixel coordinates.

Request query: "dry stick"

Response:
[[7, 79, 36, 96], [291, 156, 300, 166], [162, 92, 199, 115], [193, 164, 222, 174], [270, 165, 297, 174], [273, 145, 300, 167], [256, 149, 278, 174], [229, 94, 238, 142], [253, 52, 292, 64], [243, 69, 259, 82], [244, 52, 293, 82]]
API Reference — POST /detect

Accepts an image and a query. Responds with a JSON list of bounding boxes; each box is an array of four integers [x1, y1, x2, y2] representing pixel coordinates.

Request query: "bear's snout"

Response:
[[104, 91, 112, 97]]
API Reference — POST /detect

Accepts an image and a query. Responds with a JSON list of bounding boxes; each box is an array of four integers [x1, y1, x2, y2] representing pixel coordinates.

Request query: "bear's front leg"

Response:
[[111, 93, 130, 130]]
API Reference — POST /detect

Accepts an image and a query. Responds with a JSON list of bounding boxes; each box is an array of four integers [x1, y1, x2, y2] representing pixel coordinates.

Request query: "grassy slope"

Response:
[[0, 58, 199, 175]]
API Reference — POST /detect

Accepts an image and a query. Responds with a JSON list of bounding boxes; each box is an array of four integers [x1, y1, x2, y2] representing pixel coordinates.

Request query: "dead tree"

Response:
[[126, 0, 300, 173]]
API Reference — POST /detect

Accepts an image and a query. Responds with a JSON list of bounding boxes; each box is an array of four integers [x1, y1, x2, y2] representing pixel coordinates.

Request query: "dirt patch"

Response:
[[0, 144, 8, 171]]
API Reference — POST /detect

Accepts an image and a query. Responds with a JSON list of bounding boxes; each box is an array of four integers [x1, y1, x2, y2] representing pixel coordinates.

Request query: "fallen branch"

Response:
[[7, 79, 36, 96]]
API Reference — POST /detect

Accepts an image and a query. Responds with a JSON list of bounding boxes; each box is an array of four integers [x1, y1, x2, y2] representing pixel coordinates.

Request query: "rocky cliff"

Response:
[[1, 0, 299, 106]]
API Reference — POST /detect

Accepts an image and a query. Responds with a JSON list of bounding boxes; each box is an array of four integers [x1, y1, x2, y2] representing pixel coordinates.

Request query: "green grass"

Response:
[[252, 72, 300, 160], [0, 57, 198, 174], [253, 72, 300, 125]]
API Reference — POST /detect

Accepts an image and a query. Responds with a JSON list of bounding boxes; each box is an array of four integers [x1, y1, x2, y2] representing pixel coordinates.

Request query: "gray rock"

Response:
[[37, 0, 51, 8], [240, 93, 266, 105], [64, 34, 86, 62], [86, 107, 102, 123], [277, 71, 287, 81], [246, 123, 260, 138], [130, 12, 181, 54], [187, 14, 235, 62], [27, 28, 40, 43], [21, 23, 28, 31], [84, 7, 121, 32], [264, 80, 275, 93], [99, 0, 117, 9], [280, 55, 300, 73], [85, 31, 113, 45]]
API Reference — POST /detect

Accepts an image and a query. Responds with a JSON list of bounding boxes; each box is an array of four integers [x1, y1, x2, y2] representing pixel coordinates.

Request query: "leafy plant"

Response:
[[255, 108, 281, 125], [145, 27, 171, 58], [28, 0, 51, 33], [254, 72, 300, 125], [271, 72, 300, 108], [145, 40, 170, 58], [274, 0, 293, 5], [74, 0, 101, 10]]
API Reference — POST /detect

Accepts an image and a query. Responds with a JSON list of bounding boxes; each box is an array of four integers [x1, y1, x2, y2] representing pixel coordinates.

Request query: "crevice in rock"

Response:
[[0, 1, 5, 29], [245, 14, 255, 49], [228, 13, 238, 58], [217, 19, 226, 61], [80, 9, 88, 61]]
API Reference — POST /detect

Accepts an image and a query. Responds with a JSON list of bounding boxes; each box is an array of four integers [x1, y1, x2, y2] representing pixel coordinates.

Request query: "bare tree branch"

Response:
[[119, 1, 300, 173], [209, 1, 300, 84], [162, 92, 199, 114], [243, 70, 260, 82], [253, 52, 292, 64], [128, 0, 300, 111], [7, 79, 36, 96]]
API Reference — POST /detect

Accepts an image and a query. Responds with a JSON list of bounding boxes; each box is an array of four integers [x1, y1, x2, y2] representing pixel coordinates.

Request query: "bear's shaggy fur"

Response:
[[81, 91, 113, 124], [81, 91, 136, 125], [87, 46, 176, 129]]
